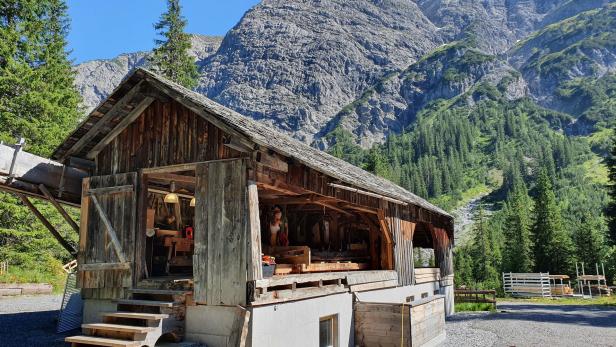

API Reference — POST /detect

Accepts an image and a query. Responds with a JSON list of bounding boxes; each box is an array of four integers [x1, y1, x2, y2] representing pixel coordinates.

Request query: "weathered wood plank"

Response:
[[87, 185, 133, 196], [247, 179, 263, 281], [86, 97, 155, 159], [89, 194, 127, 263]]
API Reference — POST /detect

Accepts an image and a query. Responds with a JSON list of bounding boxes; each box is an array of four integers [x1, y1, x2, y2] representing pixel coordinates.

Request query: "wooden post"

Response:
[[18, 194, 77, 256], [247, 179, 263, 281]]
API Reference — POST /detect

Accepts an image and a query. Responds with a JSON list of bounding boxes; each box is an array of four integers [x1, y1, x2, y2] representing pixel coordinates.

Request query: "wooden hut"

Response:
[[1, 68, 454, 347]]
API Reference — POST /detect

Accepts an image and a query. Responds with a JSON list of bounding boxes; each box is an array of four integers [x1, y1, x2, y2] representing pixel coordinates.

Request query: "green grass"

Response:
[[499, 296, 616, 306], [582, 156, 609, 185], [0, 267, 67, 294], [455, 302, 496, 312]]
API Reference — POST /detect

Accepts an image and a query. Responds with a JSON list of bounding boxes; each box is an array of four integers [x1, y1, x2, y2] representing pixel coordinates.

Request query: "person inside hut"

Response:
[[269, 205, 289, 247]]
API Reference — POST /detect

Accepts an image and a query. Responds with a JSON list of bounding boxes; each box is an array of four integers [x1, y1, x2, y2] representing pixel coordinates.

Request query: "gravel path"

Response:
[[443, 302, 616, 347], [0, 294, 73, 347]]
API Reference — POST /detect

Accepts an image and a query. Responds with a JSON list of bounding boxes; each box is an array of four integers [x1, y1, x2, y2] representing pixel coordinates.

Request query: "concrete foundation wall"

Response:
[[249, 292, 354, 347], [440, 284, 455, 316], [185, 305, 245, 347], [82, 299, 115, 324]]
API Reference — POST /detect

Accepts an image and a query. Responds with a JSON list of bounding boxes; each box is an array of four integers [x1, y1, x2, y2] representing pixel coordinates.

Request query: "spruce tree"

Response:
[[469, 206, 500, 287], [573, 212, 606, 267], [502, 181, 534, 272], [0, 0, 81, 156], [532, 168, 574, 274], [149, 0, 198, 89], [606, 129, 616, 245]]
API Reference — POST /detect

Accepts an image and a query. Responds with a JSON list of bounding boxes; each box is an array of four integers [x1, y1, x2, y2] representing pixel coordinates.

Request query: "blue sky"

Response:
[[67, 0, 259, 63]]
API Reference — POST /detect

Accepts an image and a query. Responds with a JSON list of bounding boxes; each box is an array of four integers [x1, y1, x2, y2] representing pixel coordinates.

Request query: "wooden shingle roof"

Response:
[[53, 68, 451, 219]]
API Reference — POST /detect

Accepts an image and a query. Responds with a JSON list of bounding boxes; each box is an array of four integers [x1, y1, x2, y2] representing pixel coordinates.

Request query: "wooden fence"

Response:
[[503, 272, 551, 297], [454, 289, 496, 309]]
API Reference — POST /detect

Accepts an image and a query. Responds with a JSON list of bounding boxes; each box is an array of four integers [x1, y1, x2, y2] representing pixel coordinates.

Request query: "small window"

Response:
[[319, 315, 338, 347], [421, 292, 428, 299]]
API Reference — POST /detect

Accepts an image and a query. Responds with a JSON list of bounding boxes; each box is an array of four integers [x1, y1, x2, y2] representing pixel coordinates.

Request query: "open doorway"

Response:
[[142, 170, 196, 280]]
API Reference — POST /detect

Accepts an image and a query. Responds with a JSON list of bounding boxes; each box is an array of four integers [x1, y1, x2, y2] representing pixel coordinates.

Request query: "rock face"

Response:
[[509, 4, 616, 111], [197, 0, 443, 142], [74, 0, 613, 145], [316, 43, 527, 148], [74, 35, 222, 112]]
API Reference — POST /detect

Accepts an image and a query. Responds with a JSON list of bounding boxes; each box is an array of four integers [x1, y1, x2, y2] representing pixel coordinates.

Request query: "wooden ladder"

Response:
[[66, 288, 191, 347]]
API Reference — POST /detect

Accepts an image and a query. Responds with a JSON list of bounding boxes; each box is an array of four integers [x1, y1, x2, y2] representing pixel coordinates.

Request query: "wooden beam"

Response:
[[89, 194, 127, 263], [223, 135, 254, 153], [260, 195, 340, 205], [18, 194, 77, 256], [313, 200, 354, 217], [86, 96, 155, 159], [0, 178, 80, 207], [38, 184, 79, 233], [377, 209, 393, 245], [59, 80, 145, 161], [78, 178, 90, 271], [87, 185, 134, 196], [78, 262, 131, 271], [141, 158, 247, 175], [254, 150, 288, 173], [340, 203, 378, 214], [329, 182, 407, 205], [147, 172, 196, 184], [0, 143, 86, 199]]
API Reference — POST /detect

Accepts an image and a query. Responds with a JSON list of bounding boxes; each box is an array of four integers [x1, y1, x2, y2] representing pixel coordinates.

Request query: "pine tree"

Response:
[[606, 129, 616, 245], [532, 168, 574, 274], [502, 181, 534, 272], [148, 0, 198, 89]]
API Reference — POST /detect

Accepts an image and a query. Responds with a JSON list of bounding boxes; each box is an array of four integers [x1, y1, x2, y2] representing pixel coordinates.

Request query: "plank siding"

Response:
[[78, 172, 137, 300], [95, 100, 242, 175]]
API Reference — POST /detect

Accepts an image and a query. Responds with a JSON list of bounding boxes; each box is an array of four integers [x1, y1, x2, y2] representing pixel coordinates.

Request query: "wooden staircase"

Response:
[[66, 288, 191, 347]]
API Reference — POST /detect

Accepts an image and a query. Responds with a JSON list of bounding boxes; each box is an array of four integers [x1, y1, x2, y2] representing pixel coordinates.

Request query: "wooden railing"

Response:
[[454, 289, 496, 308]]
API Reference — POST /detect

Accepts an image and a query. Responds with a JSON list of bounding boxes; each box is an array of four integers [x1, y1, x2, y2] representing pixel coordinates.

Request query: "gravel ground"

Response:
[[0, 294, 73, 347], [443, 301, 616, 347]]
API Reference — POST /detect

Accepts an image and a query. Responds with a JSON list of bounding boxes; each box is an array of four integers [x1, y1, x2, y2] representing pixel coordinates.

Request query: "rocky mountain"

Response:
[[316, 42, 527, 148], [74, 0, 612, 145], [74, 35, 222, 112]]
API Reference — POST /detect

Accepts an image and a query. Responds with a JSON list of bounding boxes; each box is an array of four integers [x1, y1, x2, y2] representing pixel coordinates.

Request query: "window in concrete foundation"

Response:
[[319, 314, 338, 347]]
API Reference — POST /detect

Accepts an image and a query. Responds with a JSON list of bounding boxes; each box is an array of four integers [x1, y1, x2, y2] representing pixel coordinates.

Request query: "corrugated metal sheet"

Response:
[[57, 272, 83, 333]]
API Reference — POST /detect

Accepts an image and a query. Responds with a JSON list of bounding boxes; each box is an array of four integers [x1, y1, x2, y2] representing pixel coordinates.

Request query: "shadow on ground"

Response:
[[0, 310, 77, 347], [448, 303, 616, 328]]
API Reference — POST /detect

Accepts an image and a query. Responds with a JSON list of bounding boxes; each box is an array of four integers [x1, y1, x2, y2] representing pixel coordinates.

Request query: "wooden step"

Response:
[[128, 288, 191, 295], [104, 311, 169, 320], [82, 323, 156, 334], [115, 299, 177, 307], [65, 335, 140, 347]]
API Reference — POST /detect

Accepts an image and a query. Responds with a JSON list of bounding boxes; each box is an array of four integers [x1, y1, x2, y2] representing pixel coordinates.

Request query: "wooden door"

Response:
[[77, 172, 138, 299], [193, 159, 249, 305]]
